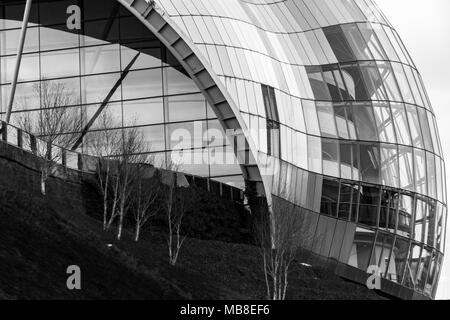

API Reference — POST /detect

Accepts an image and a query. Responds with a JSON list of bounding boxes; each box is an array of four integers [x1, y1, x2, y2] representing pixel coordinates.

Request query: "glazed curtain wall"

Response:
[[0, 0, 244, 188], [148, 0, 447, 298], [0, 0, 446, 298]]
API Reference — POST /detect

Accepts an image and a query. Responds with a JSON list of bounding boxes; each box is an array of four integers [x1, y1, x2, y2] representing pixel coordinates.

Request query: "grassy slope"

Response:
[[0, 156, 385, 300]]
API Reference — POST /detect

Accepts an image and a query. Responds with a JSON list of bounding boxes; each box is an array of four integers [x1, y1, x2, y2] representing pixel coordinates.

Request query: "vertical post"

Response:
[[30, 135, 37, 154], [77, 153, 83, 171], [62, 149, 67, 167], [1, 121, 7, 141], [46, 141, 52, 161], [5, 0, 33, 124], [17, 128, 23, 148]]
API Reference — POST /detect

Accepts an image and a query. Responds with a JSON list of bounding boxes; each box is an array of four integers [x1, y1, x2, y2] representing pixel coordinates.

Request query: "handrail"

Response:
[[0, 121, 244, 203]]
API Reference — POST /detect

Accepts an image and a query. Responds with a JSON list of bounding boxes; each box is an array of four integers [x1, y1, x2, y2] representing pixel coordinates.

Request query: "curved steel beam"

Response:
[[118, 0, 272, 202]]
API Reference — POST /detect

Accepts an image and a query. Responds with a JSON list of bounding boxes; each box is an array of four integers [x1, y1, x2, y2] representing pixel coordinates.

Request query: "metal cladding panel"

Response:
[[0, 0, 442, 299], [127, 0, 446, 299]]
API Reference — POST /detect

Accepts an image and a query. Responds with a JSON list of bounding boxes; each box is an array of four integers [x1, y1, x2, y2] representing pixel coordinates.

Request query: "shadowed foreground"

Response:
[[0, 149, 385, 300]]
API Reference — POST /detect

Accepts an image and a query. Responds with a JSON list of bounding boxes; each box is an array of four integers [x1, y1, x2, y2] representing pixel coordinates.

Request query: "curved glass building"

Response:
[[0, 0, 446, 299]]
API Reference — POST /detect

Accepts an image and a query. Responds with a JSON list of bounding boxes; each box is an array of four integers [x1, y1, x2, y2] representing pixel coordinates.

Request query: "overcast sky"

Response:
[[376, 0, 450, 300]]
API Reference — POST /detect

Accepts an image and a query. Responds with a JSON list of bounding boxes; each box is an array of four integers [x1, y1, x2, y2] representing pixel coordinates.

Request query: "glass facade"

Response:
[[0, 0, 244, 188], [1, 0, 446, 299]]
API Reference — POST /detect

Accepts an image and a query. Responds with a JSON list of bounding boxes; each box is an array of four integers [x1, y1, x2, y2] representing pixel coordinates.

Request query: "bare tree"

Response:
[[115, 126, 148, 240], [162, 162, 188, 266], [131, 156, 161, 242], [16, 80, 83, 195], [254, 196, 305, 301], [85, 112, 121, 230], [88, 120, 149, 238]]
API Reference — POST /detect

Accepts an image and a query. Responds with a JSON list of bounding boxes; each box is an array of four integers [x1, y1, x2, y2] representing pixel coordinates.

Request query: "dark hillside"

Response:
[[0, 143, 386, 300]]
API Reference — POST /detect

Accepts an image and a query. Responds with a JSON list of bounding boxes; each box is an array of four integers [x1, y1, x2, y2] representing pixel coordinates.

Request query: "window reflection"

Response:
[[403, 244, 422, 289], [137, 125, 165, 152], [308, 135, 323, 173], [398, 146, 414, 192], [390, 103, 411, 145], [341, 24, 374, 61], [306, 66, 331, 100], [41, 48, 80, 79], [166, 68, 199, 96], [82, 73, 121, 104], [414, 149, 427, 195], [393, 238, 410, 284], [42, 24, 79, 50], [392, 62, 415, 104], [80, 44, 121, 75], [0, 27, 39, 55], [348, 227, 376, 271], [436, 204, 446, 252], [322, 138, 339, 177], [341, 64, 368, 100], [121, 43, 162, 70], [168, 93, 207, 123], [416, 247, 432, 292], [359, 61, 387, 100], [357, 22, 388, 61], [123, 98, 164, 126], [323, 25, 355, 62], [1, 53, 39, 83], [376, 61, 402, 101], [340, 140, 359, 181], [424, 251, 439, 296], [417, 107, 434, 153], [373, 103, 397, 144], [380, 144, 399, 188], [397, 193, 414, 238], [353, 103, 378, 141], [122, 69, 163, 100], [320, 179, 339, 217], [360, 143, 381, 184], [379, 189, 398, 232], [358, 185, 380, 227], [317, 102, 337, 138], [338, 182, 360, 221], [322, 69, 342, 101], [371, 232, 395, 280]]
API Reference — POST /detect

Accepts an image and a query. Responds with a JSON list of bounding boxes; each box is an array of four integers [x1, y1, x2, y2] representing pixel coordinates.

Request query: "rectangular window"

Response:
[[322, 138, 340, 177], [360, 143, 381, 184], [341, 63, 368, 100], [379, 189, 398, 232], [359, 61, 388, 101], [358, 185, 381, 227], [323, 25, 355, 62], [317, 102, 337, 138], [380, 144, 399, 188], [320, 178, 340, 217], [262, 85, 280, 158], [376, 62, 402, 101], [357, 22, 388, 61], [373, 102, 397, 144], [338, 183, 360, 221], [341, 24, 374, 61], [391, 103, 412, 145], [305, 66, 331, 101], [353, 103, 378, 141], [397, 193, 414, 238]]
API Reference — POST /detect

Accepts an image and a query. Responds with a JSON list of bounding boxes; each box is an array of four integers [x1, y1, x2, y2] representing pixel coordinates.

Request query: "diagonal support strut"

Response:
[[71, 52, 141, 151]]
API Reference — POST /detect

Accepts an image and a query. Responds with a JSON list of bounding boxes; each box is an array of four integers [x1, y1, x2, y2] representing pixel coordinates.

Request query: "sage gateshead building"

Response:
[[0, 0, 446, 299]]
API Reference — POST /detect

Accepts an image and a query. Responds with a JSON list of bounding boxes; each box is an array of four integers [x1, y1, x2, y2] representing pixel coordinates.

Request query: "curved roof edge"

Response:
[[118, 0, 272, 200]]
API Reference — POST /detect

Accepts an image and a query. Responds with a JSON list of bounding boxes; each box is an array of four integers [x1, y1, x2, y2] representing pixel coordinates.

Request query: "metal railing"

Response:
[[0, 121, 244, 203]]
